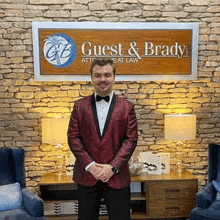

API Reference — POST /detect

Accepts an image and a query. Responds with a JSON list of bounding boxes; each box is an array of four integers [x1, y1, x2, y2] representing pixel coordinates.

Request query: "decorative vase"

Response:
[[129, 155, 143, 176]]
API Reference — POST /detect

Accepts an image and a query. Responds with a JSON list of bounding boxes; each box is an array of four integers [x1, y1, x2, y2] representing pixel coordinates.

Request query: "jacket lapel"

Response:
[[91, 93, 117, 140], [91, 94, 102, 139]]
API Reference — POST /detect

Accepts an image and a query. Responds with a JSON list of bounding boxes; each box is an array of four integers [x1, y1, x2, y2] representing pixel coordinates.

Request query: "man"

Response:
[[67, 58, 138, 220]]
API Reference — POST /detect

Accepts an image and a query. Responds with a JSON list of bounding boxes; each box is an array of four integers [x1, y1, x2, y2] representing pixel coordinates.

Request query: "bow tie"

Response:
[[96, 95, 110, 102]]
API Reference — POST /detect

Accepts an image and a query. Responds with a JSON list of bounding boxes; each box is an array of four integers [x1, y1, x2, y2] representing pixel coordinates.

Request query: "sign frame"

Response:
[[32, 22, 199, 81]]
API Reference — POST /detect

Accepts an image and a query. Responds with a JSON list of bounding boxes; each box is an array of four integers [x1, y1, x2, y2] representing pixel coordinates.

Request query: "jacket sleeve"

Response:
[[110, 103, 138, 172], [67, 101, 94, 169]]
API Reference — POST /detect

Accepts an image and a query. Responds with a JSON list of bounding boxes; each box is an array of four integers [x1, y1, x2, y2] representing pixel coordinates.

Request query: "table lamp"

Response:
[[164, 114, 196, 174], [42, 118, 69, 179]]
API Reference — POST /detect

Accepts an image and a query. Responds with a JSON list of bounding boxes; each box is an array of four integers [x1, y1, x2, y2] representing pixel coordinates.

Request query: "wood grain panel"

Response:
[[39, 29, 192, 76]]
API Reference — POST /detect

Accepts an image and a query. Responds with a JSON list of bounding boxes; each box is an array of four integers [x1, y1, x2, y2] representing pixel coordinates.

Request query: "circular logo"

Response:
[[43, 33, 77, 68]]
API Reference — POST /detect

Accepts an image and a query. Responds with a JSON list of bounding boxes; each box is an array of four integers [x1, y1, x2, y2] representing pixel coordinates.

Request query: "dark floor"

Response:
[[146, 219, 189, 220], [130, 218, 189, 220]]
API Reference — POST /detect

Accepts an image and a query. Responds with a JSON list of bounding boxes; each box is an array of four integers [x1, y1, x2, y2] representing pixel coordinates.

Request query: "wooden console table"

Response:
[[39, 170, 197, 220]]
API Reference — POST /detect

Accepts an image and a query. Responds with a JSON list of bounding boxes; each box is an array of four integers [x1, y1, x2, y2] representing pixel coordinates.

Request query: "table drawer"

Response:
[[148, 180, 197, 200], [148, 198, 195, 218], [147, 180, 197, 218]]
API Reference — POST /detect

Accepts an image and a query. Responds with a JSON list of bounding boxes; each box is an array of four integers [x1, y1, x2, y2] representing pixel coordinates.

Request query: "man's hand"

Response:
[[88, 163, 102, 180], [96, 164, 114, 183]]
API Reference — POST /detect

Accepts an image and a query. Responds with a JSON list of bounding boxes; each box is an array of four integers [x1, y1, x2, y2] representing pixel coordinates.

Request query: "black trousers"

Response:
[[77, 181, 131, 220]]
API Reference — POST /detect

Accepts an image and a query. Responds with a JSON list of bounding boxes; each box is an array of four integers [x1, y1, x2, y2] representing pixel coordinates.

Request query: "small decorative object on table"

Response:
[[160, 153, 170, 174], [140, 151, 162, 175], [65, 154, 75, 176], [129, 154, 143, 176]]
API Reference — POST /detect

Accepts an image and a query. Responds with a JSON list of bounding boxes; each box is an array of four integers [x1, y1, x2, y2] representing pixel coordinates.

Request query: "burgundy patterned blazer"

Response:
[[67, 93, 138, 189]]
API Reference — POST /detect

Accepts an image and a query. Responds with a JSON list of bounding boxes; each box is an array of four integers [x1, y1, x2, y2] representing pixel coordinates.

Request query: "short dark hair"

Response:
[[90, 58, 116, 75]]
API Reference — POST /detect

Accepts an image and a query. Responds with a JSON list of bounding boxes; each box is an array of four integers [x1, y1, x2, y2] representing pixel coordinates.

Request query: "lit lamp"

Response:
[[164, 114, 196, 174], [42, 118, 69, 179]]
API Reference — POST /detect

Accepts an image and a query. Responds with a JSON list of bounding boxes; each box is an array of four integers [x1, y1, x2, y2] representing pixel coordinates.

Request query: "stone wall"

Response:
[[1, 0, 220, 194]]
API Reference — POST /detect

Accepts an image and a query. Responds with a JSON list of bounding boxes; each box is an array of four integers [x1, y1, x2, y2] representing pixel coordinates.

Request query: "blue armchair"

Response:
[[0, 148, 47, 220], [190, 144, 220, 220]]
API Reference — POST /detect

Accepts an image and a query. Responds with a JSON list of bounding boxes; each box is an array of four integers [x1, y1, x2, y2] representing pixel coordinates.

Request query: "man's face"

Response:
[[91, 64, 115, 96]]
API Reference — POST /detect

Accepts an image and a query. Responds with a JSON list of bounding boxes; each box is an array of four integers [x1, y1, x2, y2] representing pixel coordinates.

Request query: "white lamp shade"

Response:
[[165, 114, 196, 141], [42, 118, 69, 145]]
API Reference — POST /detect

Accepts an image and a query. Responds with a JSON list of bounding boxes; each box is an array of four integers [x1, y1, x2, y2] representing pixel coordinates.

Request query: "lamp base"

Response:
[[178, 168, 182, 175], [176, 141, 184, 175], [57, 172, 62, 180], [56, 143, 65, 180]]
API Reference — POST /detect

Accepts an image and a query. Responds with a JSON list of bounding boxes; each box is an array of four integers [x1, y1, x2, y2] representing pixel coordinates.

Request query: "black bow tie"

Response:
[[96, 95, 110, 102]]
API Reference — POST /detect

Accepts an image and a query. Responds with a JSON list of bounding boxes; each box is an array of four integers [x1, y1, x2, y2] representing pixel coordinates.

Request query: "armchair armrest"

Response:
[[21, 188, 44, 217], [196, 182, 216, 209]]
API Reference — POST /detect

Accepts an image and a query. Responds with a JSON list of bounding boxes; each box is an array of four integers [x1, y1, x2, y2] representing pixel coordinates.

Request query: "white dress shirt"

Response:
[[95, 91, 113, 136], [85, 91, 114, 171]]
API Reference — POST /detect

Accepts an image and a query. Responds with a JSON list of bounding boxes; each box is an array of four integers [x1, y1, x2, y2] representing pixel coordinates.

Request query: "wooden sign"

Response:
[[32, 22, 199, 81]]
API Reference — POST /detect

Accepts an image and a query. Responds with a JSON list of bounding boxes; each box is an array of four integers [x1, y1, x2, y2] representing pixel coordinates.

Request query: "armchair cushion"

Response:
[[196, 182, 215, 209], [212, 180, 220, 200], [0, 148, 16, 185], [190, 205, 220, 220], [0, 182, 22, 211], [22, 188, 44, 217], [0, 208, 47, 220]]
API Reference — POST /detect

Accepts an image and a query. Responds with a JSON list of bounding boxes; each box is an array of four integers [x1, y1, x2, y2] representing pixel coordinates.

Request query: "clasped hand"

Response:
[[88, 163, 114, 183]]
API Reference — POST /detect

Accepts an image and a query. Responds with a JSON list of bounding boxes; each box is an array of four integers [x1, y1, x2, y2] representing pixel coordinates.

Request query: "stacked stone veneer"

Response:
[[1, 0, 220, 193]]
